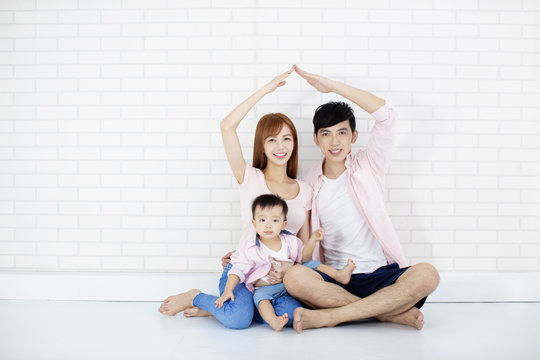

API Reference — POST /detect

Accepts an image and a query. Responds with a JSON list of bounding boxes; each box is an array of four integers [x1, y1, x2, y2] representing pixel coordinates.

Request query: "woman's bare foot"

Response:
[[158, 289, 201, 316], [292, 307, 335, 333], [378, 308, 424, 330], [334, 259, 356, 285], [268, 313, 289, 332], [183, 307, 212, 318]]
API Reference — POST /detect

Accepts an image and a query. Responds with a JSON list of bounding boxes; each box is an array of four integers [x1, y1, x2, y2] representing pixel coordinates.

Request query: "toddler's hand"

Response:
[[215, 291, 234, 309], [313, 228, 324, 241]]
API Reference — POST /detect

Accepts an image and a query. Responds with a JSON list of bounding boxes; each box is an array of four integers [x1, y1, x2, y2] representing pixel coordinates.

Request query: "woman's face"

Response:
[[263, 124, 295, 167]]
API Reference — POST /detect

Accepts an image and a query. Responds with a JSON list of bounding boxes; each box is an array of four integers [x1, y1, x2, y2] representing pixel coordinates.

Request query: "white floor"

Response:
[[1, 300, 539, 360]]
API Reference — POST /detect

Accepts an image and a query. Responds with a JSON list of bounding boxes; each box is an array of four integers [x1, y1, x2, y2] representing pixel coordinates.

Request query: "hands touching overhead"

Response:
[[259, 64, 335, 94], [293, 65, 335, 93]]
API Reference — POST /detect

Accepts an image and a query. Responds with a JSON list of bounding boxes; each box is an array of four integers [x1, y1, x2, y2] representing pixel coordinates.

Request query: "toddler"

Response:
[[215, 194, 356, 331]]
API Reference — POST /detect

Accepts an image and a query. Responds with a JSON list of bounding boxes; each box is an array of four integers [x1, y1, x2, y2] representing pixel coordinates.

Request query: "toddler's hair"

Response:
[[251, 194, 288, 220]]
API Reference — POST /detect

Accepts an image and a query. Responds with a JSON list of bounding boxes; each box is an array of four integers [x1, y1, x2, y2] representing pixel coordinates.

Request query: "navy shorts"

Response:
[[316, 263, 427, 309]]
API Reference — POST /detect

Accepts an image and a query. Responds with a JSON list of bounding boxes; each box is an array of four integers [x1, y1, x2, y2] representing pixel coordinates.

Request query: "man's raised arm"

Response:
[[294, 64, 385, 114]]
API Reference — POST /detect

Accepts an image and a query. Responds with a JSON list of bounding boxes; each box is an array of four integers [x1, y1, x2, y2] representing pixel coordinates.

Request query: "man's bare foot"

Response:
[[378, 308, 424, 330], [158, 289, 201, 316], [334, 259, 356, 285], [183, 307, 212, 318], [268, 313, 289, 332], [292, 307, 336, 334]]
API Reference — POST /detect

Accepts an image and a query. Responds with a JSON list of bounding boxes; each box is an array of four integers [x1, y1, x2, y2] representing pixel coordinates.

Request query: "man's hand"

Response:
[[294, 65, 334, 93], [215, 290, 234, 309], [221, 250, 235, 269], [261, 66, 294, 95], [265, 259, 293, 283], [296, 64, 384, 113]]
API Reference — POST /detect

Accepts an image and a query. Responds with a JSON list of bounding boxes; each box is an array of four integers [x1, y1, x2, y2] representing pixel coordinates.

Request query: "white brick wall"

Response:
[[1, 1, 539, 273]]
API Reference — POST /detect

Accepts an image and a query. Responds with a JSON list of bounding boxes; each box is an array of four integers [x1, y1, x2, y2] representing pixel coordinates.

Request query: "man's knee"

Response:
[[412, 262, 440, 295], [283, 264, 315, 296], [400, 262, 439, 297]]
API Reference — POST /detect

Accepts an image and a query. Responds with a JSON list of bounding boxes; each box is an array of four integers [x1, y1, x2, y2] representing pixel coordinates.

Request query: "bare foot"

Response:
[[378, 308, 424, 330], [183, 307, 212, 318], [334, 259, 356, 285], [158, 289, 201, 316], [268, 313, 289, 332], [292, 307, 335, 334]]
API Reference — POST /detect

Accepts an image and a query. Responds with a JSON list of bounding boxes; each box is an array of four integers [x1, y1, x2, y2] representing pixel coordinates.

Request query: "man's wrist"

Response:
[[328, 78, 338, 93], [329, 79, 347, 96]]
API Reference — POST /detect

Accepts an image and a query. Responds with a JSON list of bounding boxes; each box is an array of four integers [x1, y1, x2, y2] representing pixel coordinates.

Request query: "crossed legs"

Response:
[[283, 262, 440, 333]]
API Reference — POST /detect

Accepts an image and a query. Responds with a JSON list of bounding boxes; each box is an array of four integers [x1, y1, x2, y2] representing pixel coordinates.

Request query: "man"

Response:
[[283, 65, 440, 333]]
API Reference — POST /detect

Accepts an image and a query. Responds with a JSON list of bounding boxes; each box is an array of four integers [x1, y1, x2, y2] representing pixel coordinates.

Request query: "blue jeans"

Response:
[[191, 263, 305, 329], [253, 283, 288, 307], [253, 260, 321, 308]]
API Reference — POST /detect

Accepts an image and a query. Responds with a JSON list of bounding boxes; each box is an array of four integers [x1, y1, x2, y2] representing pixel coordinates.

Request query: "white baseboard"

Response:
[[0, 271, 539, 303]]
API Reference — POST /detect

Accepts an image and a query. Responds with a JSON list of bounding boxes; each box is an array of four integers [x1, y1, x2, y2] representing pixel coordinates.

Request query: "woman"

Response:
[[158, 67, 312, 329]]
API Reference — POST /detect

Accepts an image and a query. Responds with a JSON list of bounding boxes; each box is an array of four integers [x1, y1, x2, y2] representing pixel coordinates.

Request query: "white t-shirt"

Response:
[[317, 170, 387, 274], [258, 235, 293, 284], [260, 236, 293, 264]]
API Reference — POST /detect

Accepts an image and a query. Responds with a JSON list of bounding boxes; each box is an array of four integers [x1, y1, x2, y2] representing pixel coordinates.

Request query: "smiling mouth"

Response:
[[273, 153, 287, 159], [329, 149, 342, 156]]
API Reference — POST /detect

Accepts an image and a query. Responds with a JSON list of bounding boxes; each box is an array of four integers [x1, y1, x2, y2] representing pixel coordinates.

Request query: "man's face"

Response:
[[314, 120, 358, 164], [252, 205, 286, 241]]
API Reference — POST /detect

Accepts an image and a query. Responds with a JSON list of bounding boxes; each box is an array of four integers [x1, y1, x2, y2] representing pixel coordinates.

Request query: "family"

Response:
[[158, 65, 440, 333]]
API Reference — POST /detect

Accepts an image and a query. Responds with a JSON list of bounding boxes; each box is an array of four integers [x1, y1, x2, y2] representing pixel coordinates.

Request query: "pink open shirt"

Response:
[[303, 102, 408, 268], [228, 230, 304, 293]]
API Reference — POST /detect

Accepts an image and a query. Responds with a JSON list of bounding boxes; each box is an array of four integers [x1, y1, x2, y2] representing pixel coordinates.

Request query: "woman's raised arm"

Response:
[[220, 67, 293, 184]]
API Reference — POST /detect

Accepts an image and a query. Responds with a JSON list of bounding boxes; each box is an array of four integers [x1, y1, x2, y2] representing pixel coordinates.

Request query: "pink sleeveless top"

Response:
[[236, 162, 312, 245]]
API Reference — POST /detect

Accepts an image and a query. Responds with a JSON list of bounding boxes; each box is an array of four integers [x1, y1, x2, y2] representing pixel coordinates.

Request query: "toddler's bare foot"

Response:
[[158, 289, 201, 316], [268, 313, 289, 332], [183, 307, 212, 318], [335, 259, 356, 285], [378, 307, 424, 330]]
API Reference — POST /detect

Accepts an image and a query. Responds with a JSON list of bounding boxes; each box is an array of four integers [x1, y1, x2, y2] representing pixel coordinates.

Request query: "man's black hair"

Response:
[[251, 194, 288, 219], [313, 101, 356, 135]]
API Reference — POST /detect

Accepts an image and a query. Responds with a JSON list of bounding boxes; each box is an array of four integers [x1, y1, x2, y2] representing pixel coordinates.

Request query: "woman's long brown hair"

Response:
[[252, 113, 298, 179]]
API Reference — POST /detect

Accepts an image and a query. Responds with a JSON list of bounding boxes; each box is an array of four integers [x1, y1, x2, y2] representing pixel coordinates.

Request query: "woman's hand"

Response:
[[261, 66, 294, 95], [294, 64, 334, 93], [221, 250, 235, 270]]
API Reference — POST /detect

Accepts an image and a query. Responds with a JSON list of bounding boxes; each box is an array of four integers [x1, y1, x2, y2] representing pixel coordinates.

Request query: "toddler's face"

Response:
[[252, 205, 286, 241]]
